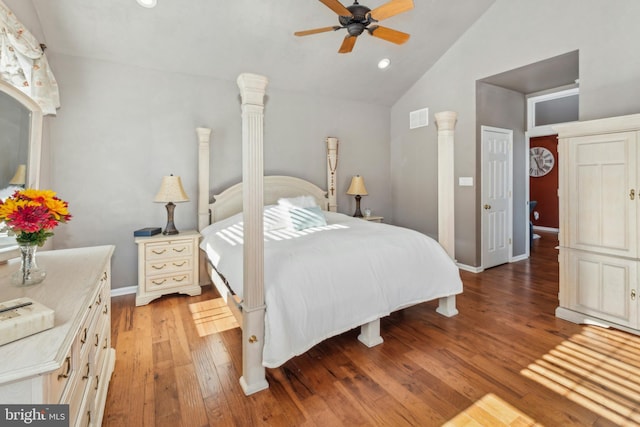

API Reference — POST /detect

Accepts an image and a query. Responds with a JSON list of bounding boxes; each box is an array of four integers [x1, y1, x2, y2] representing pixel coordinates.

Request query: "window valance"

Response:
[[0, 1, 59, 115]]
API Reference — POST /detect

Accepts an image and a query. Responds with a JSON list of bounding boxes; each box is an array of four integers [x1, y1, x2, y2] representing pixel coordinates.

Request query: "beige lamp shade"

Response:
[[346, 175, 368, 196], [154, 175, 189, 203], [9, 164, 26, 185]]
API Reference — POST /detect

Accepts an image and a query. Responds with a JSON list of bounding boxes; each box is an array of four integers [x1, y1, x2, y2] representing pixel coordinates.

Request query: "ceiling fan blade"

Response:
[[338, 35, 356, 54], [370, 0, 414, 21], [369, 25, 410, 45], [319, 0, 352, 16], [294, 26, 341, 37]]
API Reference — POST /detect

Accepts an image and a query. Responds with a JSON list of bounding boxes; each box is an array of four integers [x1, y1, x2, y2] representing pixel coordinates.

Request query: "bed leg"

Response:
[[358, 319, 384, 347], [436, 295, 458, 317]]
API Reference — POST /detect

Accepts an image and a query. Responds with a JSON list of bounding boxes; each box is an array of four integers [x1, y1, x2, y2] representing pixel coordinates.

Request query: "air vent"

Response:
[[409, 108, 429, 129]]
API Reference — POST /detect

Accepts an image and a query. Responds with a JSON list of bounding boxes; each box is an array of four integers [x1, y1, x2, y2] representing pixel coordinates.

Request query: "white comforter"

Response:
[[200, 211, 462, 368]]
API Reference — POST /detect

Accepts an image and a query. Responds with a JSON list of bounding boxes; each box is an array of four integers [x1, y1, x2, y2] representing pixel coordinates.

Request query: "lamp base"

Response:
[[163, 202, 180, 235], [353, 195, 363, 218]]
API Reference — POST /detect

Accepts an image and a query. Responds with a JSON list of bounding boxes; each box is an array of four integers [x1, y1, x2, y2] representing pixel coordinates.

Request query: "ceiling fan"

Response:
[[294, 0, 414, 54]]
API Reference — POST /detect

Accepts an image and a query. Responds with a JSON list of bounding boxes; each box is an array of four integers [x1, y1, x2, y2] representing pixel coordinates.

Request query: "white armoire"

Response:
[[555, 113, 640, 334]]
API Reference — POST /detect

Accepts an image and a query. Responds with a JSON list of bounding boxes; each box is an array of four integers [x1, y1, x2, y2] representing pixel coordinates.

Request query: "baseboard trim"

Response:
[[510, 254, 528, 263], [111, 285, 137, 297], [533, 226, 559, 233], [457, 263, 483, 273]]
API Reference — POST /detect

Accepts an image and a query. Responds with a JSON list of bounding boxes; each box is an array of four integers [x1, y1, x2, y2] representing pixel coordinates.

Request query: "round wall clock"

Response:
[[529, 146, 555, 177]]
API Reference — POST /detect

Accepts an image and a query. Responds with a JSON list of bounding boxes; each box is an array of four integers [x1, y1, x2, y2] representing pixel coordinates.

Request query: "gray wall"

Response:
[[45, 55, 391, 289], [390, 0, 640, 267]]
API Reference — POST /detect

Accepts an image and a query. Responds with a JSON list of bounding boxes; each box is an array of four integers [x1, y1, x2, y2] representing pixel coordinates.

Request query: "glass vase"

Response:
[[11, 243, 46, 286]]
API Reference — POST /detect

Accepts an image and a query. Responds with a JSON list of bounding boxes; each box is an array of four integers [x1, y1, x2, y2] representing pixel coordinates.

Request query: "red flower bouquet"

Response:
[[0, 188, 72, 246]]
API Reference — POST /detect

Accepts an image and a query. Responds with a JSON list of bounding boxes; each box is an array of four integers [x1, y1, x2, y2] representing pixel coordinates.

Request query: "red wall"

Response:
[[530, 135, 559, 229]]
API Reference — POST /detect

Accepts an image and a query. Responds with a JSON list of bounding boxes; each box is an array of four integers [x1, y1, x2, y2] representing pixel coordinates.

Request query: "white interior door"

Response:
[[481, 126, 513, 269]]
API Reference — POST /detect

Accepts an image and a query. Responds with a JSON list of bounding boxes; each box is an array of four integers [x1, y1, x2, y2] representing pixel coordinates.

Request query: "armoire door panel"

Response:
[[569, 132, 637, 257], [570, 250, 637, 328]]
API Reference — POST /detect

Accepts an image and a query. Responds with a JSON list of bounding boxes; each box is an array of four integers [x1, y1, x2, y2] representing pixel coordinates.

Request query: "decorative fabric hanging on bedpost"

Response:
[[236, 72, 269, 396], [326, 137, 338, 212], [0, 1, 59, 115]]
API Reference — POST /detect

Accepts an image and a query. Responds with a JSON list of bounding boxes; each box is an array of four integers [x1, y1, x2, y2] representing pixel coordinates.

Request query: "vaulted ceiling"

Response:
[[27, 0, 495, 106]]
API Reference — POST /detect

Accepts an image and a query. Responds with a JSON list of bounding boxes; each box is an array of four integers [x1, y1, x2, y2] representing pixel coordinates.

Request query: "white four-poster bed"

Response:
[[196, 73, 462, 395]]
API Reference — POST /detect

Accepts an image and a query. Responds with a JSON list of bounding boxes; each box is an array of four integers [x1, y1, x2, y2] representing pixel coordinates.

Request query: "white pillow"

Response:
[[277, 195, 318, 209], [263, 205, 289, 231]]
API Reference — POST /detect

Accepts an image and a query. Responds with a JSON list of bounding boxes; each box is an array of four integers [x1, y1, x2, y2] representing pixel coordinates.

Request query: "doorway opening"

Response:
[[477, 50, 579, 268]]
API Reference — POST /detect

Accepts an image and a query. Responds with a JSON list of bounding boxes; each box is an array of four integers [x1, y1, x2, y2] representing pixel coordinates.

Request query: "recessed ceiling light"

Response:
[[136, 0, 157, 8], [378, 58, 391, 69]]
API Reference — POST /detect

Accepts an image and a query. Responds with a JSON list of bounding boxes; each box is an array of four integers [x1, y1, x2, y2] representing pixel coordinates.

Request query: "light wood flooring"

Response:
[[103, 232, 640, 426]]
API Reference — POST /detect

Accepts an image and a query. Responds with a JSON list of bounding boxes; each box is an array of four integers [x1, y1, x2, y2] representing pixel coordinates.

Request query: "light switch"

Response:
[[459, 177, 474, 187]]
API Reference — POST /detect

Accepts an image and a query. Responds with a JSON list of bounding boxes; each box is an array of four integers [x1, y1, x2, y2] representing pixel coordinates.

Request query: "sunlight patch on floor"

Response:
[[188, 298, 239, 336], [443, 393, 541, 427], [521, 326, 640, 426]]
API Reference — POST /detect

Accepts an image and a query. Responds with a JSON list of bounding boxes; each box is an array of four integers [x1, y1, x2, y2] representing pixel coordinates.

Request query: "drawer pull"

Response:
[[103, 305, 109, 315], [172, 247, 186, 253], [95, 375, 100, 390], [152, 279, 167, 285], [631, 189, 636, 200], [96, 293, 102, 305], [58, 356, 71, 380], [173, 261, 187, 267], [152, 249, 167, 255], [103, 337, 108, 349], [632, 289, 637, 300], [173, 275, 187, 282], [151, 263, 167, 270], [101, 271, 108, 281], [82, 362, 90, 380], [80, 327, 88, 344], [94, 333, 100, 347]]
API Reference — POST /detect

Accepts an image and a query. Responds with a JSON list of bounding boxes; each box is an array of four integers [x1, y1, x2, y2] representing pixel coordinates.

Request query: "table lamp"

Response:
[[154, 174, 189, 235], [346, 175, 368, 217]]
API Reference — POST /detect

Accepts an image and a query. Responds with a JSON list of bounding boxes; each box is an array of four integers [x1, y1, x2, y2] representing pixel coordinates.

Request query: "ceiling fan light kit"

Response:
[[294, 0, 414, 54]]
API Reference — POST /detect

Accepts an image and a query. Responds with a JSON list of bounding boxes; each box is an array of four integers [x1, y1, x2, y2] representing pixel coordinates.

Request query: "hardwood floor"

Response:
[[103, 232, 640, 426]]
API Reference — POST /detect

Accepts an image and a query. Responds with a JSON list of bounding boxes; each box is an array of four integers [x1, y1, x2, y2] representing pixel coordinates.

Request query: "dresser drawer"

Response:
[[145, 271, 193, 291], [48, 349, 73, 403], [145, 239, 193, 260]]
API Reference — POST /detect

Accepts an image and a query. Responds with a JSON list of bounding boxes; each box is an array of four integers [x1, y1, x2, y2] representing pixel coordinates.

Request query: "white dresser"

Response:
[[0, 246, 116, 427], [555, 114, 640, 334]]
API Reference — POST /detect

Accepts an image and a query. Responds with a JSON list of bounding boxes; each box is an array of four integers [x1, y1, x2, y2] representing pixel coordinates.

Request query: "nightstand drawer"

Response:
[[145, 239, 193, 260], [145, 257, 193, 276], [145, 271, 194, 291]]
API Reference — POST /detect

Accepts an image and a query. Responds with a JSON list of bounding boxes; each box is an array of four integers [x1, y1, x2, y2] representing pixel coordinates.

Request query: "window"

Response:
[[527, 88, 579, 136]]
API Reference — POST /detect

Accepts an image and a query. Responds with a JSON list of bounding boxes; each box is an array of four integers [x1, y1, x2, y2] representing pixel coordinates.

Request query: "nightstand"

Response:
[[135, 230, 201, 306], [362, 216, 384, 223]]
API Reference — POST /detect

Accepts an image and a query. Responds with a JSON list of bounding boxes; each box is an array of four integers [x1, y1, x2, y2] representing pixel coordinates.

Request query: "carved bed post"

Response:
[[196, 127, 212, 232], [326, 137, 338, 212], [237, 73, 269, 395], [435, 111, 459, 318]]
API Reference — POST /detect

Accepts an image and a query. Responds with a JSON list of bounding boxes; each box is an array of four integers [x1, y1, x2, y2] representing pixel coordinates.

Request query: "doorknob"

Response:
[[483, 204, 491, 210]]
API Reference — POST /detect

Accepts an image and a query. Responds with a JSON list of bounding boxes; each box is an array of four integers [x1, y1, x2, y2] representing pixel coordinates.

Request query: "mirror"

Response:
[[0, 80, 43, 263]]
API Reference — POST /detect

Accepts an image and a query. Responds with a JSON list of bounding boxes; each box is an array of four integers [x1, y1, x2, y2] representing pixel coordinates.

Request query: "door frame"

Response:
[[524, 129, 558, 258], [481, 125, 514, 269]]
